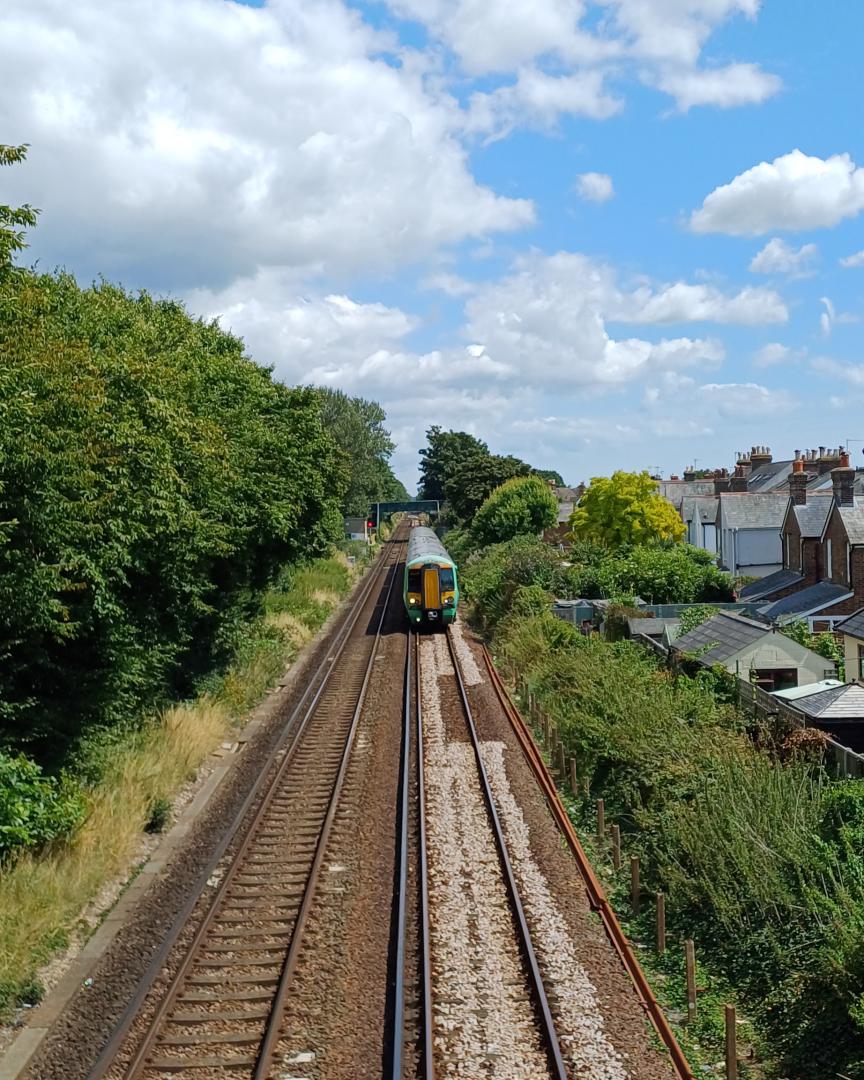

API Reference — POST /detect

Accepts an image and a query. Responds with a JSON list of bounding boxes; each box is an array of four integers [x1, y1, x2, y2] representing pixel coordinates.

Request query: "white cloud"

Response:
[[617, 282, 788, 324], [840, 250, 864, 268], [0, 0, 533, 290], [749, 237, 818, 275], [654, 62, 781, 111], [691, 150, 864, 235], [420, 272, 477, 296], [752, 342, 805, 367], [818, 297, 858, 337], [697, 381, 794, 416], [575, 172, 615, 203], [811, 356, 864, 387]]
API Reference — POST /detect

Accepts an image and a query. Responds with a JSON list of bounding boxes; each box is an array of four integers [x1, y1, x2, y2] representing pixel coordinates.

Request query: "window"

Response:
[[407, 568, 421, 592], [826, 538, 833, 580], [439, 568, 455, 591], [858, 644, 864, 683]]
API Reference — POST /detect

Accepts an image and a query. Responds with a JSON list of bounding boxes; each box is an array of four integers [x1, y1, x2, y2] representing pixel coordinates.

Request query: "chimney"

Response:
[[789, 456, 809, 506], [832, 449, 855, 507], [750, 445, 772, 469], [818, 446, 840, 475], [730, 463, 749, 493], [683, 467, 696, 482], [713, 467, 730, 495]]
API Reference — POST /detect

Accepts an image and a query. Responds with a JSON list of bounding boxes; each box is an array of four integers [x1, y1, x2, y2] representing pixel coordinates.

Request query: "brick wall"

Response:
[[782, 514, 801, 572]]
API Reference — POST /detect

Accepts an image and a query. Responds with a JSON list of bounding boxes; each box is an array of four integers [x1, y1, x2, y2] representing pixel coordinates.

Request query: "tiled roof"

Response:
[[673, 612, 769, 664], [759, 581, 853, 622], [793, 495, 833, 538], [747, 460, 794, 492], [794, 682, 864, 720], [837, 504, 864, 545], [681, 496, 718, 523], [836, 608, 864, 640], [719, 493, 788, 529], [738, 568, 803, 601]]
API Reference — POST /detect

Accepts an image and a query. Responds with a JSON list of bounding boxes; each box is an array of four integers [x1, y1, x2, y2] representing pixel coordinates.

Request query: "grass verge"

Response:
[[0, 548, 369, 1018]]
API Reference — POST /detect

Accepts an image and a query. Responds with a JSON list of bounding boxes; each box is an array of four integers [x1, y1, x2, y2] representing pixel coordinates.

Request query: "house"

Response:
[[716, 492, 788, 578], [787, 682, 864, 752], [836, 608, 864, 685], [681, 496, 718, 554], [671, 611, 834, 690]]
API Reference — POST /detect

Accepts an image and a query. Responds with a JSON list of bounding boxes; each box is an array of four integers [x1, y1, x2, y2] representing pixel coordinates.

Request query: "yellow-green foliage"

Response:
[[569, 470, 686, 547], [0, 554, 356, 1016]]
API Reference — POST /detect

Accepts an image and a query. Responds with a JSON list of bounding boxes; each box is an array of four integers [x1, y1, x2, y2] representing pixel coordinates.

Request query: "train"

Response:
[[403, 526, 458, 628]]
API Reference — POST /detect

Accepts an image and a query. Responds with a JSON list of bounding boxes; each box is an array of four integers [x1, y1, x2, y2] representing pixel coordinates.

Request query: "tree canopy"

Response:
[[472, 475, 558, 546], [0, 145, 39, 275], [569, 470, 685, 547], [315, 388, 408, 515], [446, 452, 531, 520], [533, 468, 565, 487], [417, 427, 489, 502]]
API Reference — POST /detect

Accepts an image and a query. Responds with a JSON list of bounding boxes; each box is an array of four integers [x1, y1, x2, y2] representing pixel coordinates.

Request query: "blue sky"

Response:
[[3, 0, 864, 486]]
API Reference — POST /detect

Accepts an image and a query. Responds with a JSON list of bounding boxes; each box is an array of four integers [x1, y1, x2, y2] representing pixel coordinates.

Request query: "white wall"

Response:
[[729, 636, 834, 686], [718, 526, 781, 576]]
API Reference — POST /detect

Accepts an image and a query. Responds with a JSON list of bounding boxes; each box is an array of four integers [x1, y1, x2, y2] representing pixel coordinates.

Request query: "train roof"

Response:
[[406, 526, 455, 567]]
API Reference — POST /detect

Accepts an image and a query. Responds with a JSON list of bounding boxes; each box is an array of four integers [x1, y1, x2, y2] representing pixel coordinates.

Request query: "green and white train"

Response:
[[403, 526, 458, 628]]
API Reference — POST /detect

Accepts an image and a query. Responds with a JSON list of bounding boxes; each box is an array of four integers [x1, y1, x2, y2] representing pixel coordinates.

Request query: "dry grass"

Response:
[[0, 551, 367, 1013]]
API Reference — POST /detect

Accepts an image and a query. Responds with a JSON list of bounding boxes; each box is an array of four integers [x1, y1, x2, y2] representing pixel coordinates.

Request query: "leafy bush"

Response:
[[0, 753, 85, 862], [459, 536, 575, 626], [471, 475, 558, 546], [595, 544, 734, 604]]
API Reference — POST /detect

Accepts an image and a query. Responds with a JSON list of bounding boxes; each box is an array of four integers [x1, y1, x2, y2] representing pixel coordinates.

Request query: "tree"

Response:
[[472, 475, 558, 547], [533, 468, 565, 487], [417, 427, 488, 501], [0, 145, 39, 275], [316, 388, 407, 515], [569, 471, 685, 548], [446, 452, 531, 521]]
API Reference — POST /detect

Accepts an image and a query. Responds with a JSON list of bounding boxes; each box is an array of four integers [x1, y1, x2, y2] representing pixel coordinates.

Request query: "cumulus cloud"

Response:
[[575, 172, 615, 203], [818, 297, 858, 337], [749, 237, 819, 275], [617, 283, 788, 324], [840, 250, 864, 268], [752, 342, 805, 367], [420, 272, 477, 296], [654, 62, 781, 111], [697, 381, 794, 416], [0, 0, 533, 290], [691, 150, 864, 235]]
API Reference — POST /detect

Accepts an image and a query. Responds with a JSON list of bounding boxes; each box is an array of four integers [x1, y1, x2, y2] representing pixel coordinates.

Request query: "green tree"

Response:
[[316, 388, 407, 515], [0, 145, 38, 275], [533, 468, 564, 487], [596, 545, 733, 604], [446, 451, 531, 520], [569, 470, 685, 547], [417, 427, 488, 501], [472, 475, 558, 546]]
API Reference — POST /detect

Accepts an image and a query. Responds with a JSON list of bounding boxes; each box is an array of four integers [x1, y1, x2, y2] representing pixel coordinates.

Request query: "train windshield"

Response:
[[407, 568, 422, 591], [439, 568, 455, 590]]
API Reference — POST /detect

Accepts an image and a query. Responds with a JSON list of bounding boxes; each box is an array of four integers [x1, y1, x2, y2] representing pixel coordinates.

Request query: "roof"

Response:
[[672, 611, 769, 664], [793, 682, 864, 720], [556, 501, 574, 524], [658, 479, 715, 509], [835, 503, 864, 545], [746, 459, 794, 492], [406, 527, 454, 567], [718, 492, 788, 529], [554, 487, 582, 501], [793, 495, 833, 538], [627, 617, 680, 637], [759, 581, 853, 622], [836, 608, 864, 640], [738, 568, 803, 602], [772, 679, 843, 701], [681, 496, 718, 524]]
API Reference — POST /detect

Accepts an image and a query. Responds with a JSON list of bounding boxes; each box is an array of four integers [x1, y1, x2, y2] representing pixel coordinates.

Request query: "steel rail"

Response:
[[481, 645, 696, 1080], [251, 538, 403, 1078], [416, 631, 435, 1080], [443, 629, 569, 1080], [88, 531, 406, 1079]]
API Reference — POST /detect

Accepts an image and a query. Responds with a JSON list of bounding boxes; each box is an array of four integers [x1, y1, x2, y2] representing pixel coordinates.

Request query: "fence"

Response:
[[553, 600, 765, 626]]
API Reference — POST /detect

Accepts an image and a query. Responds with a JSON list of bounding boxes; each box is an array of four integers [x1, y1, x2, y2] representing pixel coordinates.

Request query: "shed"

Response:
[[791, 682, 864, 751], [671, 611, 834, 690], [344, 516, 371, 542]]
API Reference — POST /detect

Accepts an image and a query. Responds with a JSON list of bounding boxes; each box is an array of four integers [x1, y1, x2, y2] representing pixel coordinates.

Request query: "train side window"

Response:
[[440, 568, 455, 590], [407, 568, 421, 591]]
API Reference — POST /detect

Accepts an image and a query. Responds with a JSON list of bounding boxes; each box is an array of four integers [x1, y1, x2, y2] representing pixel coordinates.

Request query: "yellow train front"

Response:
[[403, 526, 458, 628]]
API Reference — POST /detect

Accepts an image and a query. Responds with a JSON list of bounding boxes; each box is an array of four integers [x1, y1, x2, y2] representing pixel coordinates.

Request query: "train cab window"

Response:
[[439, 568, 455, 591], [407, 568, 422, 591]]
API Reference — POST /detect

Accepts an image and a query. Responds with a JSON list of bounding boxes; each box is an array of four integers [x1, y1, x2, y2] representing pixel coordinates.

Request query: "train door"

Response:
[[422, 565, 440, 612]]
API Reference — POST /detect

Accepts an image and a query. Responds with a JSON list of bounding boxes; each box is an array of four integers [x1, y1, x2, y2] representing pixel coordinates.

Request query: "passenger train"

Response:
[[403, 526, 458, 628]]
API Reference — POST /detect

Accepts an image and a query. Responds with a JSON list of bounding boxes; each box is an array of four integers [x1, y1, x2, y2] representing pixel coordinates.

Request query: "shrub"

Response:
[[0, 753, 85, 862], [471, 475, 557, 546]]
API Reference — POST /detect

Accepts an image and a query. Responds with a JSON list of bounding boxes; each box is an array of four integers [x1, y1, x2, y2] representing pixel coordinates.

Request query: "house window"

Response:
[[858, 644, 864, 682], [753, 668, 798, 692], [826, 538, 833, 580]]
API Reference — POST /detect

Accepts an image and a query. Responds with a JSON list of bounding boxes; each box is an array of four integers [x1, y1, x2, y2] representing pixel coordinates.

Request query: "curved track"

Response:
[[90, 530, 407, 1079]]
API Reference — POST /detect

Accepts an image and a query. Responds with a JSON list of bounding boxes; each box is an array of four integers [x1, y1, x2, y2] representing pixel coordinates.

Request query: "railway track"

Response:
[[90, 529, 407, 1079], [392, 627, 568, 1078]]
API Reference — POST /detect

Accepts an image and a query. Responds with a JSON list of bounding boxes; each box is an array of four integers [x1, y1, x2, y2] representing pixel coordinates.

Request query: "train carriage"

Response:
[[403, 527, 458, 627]]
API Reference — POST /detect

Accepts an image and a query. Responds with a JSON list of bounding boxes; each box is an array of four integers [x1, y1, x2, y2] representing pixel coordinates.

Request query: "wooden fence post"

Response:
[[555, 742, 566, 777], [630, 855, 640, 915], [596, 799, 605, 844], [725, 1004, 737, 1079], [568, 758, 578, 795], [685, 939, 697, 1022], [656, 892, 666, 955], [610, 824, 621, 871]]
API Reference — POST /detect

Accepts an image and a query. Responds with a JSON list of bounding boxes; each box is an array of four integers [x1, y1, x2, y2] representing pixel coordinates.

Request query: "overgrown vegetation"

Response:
[[465, 543, 864, 1077], [783, 618, 845, 679]]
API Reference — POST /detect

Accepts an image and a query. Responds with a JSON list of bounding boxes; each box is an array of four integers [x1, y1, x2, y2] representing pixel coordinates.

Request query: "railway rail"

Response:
[[391, 627, 568, 1078], [89, 528, 407, 1079]]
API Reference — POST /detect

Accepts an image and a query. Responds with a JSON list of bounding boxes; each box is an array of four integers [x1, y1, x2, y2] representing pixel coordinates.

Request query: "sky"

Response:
[[3, 0, 864, 489]]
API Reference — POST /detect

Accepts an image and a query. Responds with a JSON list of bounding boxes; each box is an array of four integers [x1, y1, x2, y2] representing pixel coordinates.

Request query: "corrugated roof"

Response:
[[673, 611, 769, 664], [407, 527, 454, 566], [719, 492, 788, 529], [795, 683, 864, 719], [836, 608, 864, 640], [738, 568, 803, 601], [759, 581, 852, 621], [793, 495, 833, 537], [627, 617, 680, 637], [772, 679, 843, 701]]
